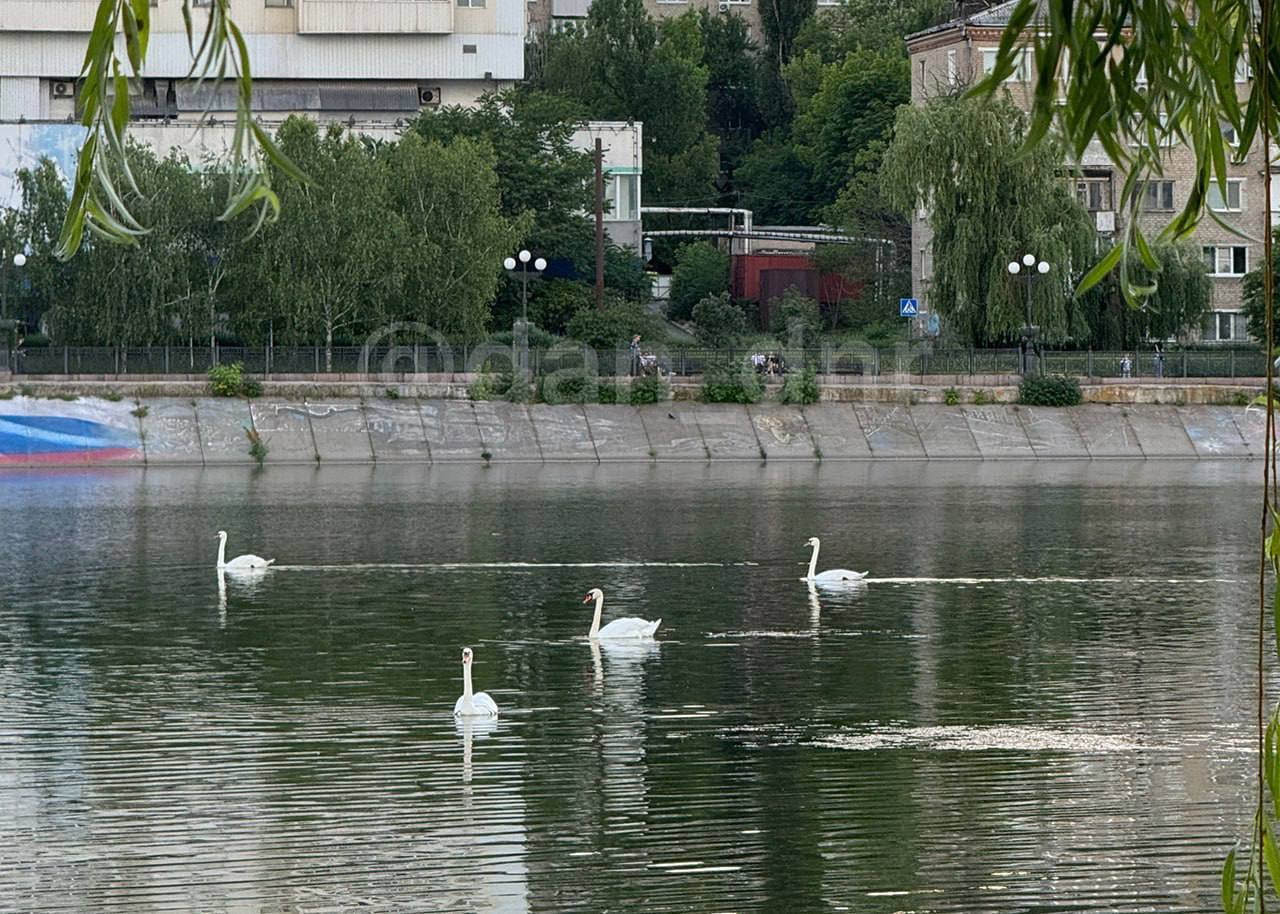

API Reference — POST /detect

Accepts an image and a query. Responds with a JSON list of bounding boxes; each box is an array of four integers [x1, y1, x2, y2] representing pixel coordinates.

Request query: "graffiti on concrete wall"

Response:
[[0, 399, 141, 464]]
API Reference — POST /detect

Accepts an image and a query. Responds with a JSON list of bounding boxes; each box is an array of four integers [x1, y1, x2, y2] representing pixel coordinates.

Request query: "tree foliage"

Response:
[[1079, 243, 1210, 348], [670, 241, 731, 320], [881, 95, 1097, 345], [692, 292, 747, 347]]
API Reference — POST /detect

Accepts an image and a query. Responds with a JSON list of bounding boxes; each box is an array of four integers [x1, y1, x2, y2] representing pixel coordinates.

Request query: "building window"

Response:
[[1204, 311, 1246, 342], [457, 0, 485, 7], [1141, 180, 1175, 211], [1237, 55, 1251, 83], [1075, 176, 1112, 212], [606, 173, 639, 222], [920, 248, 930, 279], [982, 48, 1030, 82], [1207, 178, 1244, 213], [1203, 245, 1248, 276], [1222, 121, 1239, 147], [946, 49, 957, 86], [264, 0, 292, 7]]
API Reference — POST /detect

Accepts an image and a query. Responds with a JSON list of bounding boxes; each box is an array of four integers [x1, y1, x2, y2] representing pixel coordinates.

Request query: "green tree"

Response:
[[881, 94, 1096, 345], [10, 161, 72, 330], [669, 241, 731, 320], [1080, 243, 1210, 348], [769, 286, 822, 346], [1243, 237, 1280, 347], [566, 298, 662, 351], [233, 118, 401, 365], [386, 133, 521, 341], [735, 131, 820, 224], [692, 292, 747, 347], [794, 0, 947, 63], [792, 49, 910, 194]]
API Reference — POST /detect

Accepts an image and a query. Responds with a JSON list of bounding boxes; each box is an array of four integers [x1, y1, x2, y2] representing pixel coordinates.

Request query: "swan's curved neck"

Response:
[[462, 661, 473, 702], [217, 535, 227, 568], [807, 541, 820, 579], [588, 592, 604, 638]]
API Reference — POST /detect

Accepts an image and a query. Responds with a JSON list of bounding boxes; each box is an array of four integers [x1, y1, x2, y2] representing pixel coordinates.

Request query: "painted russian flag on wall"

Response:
[[0, 414, 141, 464]]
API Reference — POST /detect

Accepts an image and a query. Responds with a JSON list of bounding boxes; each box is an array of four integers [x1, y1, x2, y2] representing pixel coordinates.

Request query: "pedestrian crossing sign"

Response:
[[899, 298, 919, 317]]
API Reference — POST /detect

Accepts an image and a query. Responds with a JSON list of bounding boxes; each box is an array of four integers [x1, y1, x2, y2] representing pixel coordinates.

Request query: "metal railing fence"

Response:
[[4, 344, 1272, 380]]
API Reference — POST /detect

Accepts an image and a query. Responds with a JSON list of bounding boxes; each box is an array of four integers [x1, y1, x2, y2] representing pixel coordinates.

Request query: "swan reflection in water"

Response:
[[455, 714, 500, 791], [216, 566, 270, 627], [590, 636, 661, 828]]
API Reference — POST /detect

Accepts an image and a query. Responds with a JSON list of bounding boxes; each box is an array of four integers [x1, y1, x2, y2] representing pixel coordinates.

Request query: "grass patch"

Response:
[[131, 405, 149, 419], [245, 427, 268, 466]]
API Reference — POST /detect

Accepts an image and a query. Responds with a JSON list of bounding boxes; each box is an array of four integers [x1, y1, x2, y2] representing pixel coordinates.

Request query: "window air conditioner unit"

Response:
[[718, 1, 729, 10], [52, 81, 74, 99], [417, 86, 442, 108], [1095, 210, 1116, 233]]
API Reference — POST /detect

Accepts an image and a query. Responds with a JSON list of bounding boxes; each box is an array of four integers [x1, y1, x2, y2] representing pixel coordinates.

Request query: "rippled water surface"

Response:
[[0, 461, 1269, 912]]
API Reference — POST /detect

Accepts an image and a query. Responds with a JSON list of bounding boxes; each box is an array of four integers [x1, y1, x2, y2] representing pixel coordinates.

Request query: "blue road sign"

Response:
[[899, 298, 919, 317]]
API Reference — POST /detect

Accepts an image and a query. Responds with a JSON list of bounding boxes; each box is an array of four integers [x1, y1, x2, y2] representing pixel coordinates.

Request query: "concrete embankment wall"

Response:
[[0, 396, 1268, 466]]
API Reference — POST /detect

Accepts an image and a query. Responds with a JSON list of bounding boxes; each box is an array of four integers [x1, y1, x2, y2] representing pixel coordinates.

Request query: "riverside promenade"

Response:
[[0, 385, 1270, 465]]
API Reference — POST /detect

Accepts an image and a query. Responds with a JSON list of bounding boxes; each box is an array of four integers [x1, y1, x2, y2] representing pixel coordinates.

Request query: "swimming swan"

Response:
[[584, 588, 661, 639], [453, 647, 499, 718], [216, 530, 274, 570], [804, 537, 867, 583]]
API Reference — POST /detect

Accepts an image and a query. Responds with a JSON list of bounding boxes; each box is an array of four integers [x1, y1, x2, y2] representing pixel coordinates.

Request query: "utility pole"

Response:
[[594, 137, 605, 311]]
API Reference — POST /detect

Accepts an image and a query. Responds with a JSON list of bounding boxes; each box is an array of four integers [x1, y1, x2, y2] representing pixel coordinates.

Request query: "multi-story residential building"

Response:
[[906, 0, 1267, 343], [528, 0, 766, 43], [0, 0, 525, 124]]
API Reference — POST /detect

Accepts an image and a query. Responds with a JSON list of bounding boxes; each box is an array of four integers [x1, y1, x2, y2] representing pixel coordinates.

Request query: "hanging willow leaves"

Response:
[[59, 0, 306, 260], [970, 0, 1280, 303], [971, 4, 1279, 912]]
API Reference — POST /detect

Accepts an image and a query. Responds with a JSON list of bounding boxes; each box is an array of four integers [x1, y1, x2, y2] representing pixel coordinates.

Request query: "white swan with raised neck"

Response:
[[584, 588, 661, 639], [804, 537, 867, 583], [453, 647, 499, 717]]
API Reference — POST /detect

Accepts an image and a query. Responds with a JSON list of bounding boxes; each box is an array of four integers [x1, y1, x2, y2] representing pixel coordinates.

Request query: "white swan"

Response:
[[804, 537, 868, 583], [216, 530, 274, 570], [584, 588, 661, 639], [453, 647, 499, 717]]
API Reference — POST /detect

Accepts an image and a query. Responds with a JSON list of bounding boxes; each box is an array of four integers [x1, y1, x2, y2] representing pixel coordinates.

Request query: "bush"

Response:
[[779, 363, 820, 405], [702, 361, 764, 404], [770, 287, 823, 347], [629, 374, 668, 405], [944, 387, 959, 406], [566, 300, 662, 352], [597, 381, 622, 404], [1019, 375, 1082, 407], [669, 242, 730, 321], [692, 292, 748, 348], [531, 279, 594, 336], [538, 369, 596, 404], [972, 389, 989, 405], [208, 362, 245, 397]]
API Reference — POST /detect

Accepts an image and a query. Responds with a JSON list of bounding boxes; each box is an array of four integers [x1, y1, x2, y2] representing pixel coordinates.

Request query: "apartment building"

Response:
[[0, 0, 525, 124], [906, 0, 1268, 343], [528, 0, 776, 42]]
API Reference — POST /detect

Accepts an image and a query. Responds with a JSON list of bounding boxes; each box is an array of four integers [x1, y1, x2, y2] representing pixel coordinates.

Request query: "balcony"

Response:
[[0, 0, 99, 31], [298, 0, 453, 34]]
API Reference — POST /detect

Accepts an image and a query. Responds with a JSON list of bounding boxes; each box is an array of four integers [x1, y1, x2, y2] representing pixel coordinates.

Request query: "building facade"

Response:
[[906, 0, 1267, 343], [0, 0, 525, 124], [528, 0, 798, 43]]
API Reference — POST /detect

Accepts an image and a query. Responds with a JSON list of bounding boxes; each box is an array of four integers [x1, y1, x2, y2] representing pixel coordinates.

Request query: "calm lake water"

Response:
[[0, 461, 1270, 913]]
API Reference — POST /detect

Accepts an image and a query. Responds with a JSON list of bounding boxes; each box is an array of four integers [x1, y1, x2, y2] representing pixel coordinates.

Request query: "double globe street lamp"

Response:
[[503, 249, 547, 379], [1007, 253, 1050, 376]]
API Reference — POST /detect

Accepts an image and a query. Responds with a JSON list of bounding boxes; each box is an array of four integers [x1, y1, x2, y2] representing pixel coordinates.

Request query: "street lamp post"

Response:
[[1, 252, 26, 373], [503, 249, 547, 381], [1007, 253, 1050, 376]]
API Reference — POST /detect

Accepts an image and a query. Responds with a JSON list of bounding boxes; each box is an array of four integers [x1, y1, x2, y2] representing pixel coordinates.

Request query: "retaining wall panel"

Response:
[[194, 399, 256, 465], [1179, 405, 1251, 458], [421, 399, 485, 462], [472, 401, 543, 461], [696, 404, 763, 459], [583, 405, 651, 461], [140, 398, 202, 464], [1233, 406, 1269, 457], [528, 404, 597, 461], [803, 405, 872, 458], [639, 405, 707, 460], [306, 401, 374, 463], [912, 405, 981, 458], [365, 400, 430, 461], [855, 405, 926, 458], [1073, 405, 1143, 457], [965, 406, 1036, 458], [1017, 406, 1090, 458], [248, 400, 317, 464], [1125, 405, 1197, 457], [749, 405, 817, 459]]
